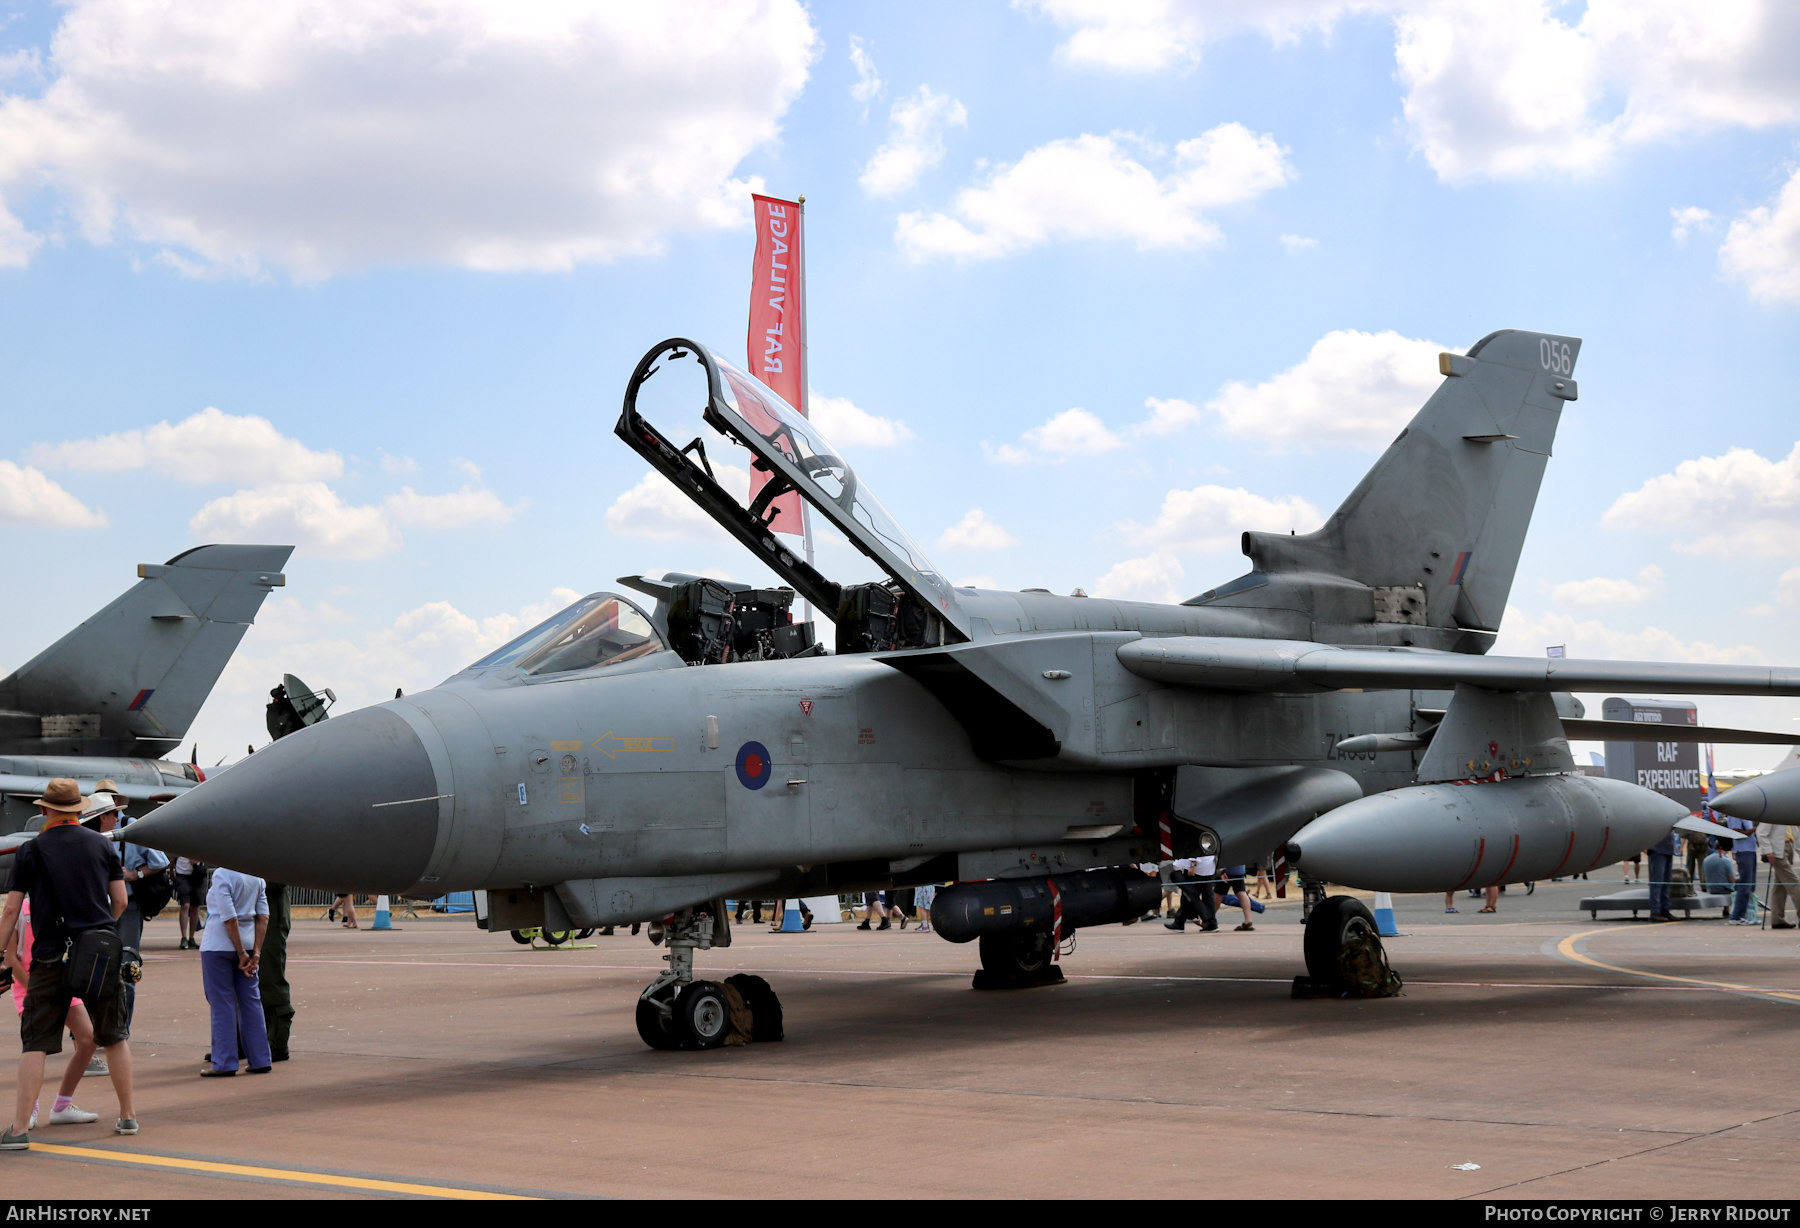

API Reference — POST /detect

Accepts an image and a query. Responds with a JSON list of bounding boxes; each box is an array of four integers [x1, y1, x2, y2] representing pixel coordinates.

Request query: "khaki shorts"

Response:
[[19, 959, 129, 1054]]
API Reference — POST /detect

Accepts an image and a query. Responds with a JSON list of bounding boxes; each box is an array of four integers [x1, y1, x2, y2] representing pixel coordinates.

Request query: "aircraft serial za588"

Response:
[[127, 329, 1800, 1049]]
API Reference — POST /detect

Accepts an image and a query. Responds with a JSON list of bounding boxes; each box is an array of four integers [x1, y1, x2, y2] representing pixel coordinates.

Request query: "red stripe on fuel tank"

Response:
[[1488, 833, 1521, 886], [1548, 830, 1577, 878], [1581, 826, 1612, 873], [1453, 838, 1487, 889]]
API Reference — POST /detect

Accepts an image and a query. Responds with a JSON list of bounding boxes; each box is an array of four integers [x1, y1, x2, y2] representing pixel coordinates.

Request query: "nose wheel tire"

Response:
[[1302, 895, 1378, 986], [509, 929, 534, 945], [674, 981, 730, 1049], [635, 991, 682, 1050], [541, 929, 572, 946], [724, 973, 784, 1042]]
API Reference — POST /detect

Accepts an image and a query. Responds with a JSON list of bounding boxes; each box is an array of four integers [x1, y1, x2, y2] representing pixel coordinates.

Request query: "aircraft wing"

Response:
[[1560, 719, 1799, 746], [1117, 637, 1800, 697]]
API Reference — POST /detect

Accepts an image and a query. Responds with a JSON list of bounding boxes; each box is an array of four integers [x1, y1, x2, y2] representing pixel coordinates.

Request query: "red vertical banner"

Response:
[[747, 193, 805, 537]]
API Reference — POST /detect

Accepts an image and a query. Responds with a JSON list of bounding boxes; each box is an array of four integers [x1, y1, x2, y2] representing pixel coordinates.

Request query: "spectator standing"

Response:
[[1724, 812, 1760, 926], [258, 882, 294, 1062], [1443, 891, 1459, 915], [1478, 883, 1502, 914], [89, 790, 167, 1032], [1646, 829, 1678, 922], [1157, 861, 1180, 919], [1701, 839, 1738, 919], [200, 868, 271, 1077], [172, 856, 204, 949], [1219, 865, 1255, 931], [855, 892, 891, 931], [0, 779, 137, 1147], [3, 894, 105, 1128], [1164, 854, 1218, 932], [914, 883, 937, 934], [1757, 818, 1797, 930], [331, 892, 358, 930]]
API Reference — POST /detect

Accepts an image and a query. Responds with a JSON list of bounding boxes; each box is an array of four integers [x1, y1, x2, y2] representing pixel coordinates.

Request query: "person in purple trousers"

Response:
[[199, 867, 270, 1077]]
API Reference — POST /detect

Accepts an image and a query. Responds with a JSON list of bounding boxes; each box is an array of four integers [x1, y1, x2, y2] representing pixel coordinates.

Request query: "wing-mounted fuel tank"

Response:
[[1286, 774, 1688, 892]]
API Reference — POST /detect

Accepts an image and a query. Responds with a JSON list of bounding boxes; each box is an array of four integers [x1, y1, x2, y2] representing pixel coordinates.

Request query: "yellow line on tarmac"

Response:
[[1555, 927, 1800, 1003], [25, 1141, 540, 1199]]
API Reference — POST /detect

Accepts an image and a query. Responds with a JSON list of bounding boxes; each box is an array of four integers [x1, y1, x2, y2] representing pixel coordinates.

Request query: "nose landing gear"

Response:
[[634, 904, 785, 1050]]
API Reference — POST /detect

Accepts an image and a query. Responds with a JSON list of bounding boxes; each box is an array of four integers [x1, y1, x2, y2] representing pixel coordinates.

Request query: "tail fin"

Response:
[[0, 544, 292, 755], [1216, 329, 1578, 652]]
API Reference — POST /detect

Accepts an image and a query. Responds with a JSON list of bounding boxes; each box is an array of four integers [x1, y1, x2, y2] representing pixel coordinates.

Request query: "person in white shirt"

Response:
[[1164, 854, 1218, 932], [199, 868, 271, 1076], [1756, 821, 1797, 929]]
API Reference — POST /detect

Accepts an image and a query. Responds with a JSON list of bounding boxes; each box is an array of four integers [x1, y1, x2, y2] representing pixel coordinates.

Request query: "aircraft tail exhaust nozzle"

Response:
[[1285, 774, 1686, 894], [930, 867, 1160, 944], [121, 705, 442, 894], [1709, 766, 1800, 824]]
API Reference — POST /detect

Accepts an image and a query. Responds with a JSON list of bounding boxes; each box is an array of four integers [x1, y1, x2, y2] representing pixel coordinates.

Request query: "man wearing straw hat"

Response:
[[0, 779, 138, 1148]]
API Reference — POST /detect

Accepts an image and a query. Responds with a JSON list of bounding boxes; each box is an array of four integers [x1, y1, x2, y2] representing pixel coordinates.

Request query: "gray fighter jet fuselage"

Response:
[[125, 329, 1799, 1048]]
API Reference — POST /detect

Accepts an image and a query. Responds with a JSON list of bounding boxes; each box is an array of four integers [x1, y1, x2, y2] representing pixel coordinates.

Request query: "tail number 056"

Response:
[[1539, 338, 1573, 375]]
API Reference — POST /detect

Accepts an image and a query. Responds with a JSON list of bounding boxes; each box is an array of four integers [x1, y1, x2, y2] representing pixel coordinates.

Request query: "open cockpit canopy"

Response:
[[616, 338, 967, 652]]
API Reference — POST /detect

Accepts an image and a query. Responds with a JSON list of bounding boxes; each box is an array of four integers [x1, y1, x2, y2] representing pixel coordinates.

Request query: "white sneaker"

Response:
[[84, 1056, 109, 1077], [46, 1104, 99, 1125], [28, 1100, 37, 1130]]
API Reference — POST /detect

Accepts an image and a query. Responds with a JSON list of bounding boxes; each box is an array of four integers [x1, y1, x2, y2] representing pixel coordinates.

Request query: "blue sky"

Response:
[[0, 1, 1796, 765]]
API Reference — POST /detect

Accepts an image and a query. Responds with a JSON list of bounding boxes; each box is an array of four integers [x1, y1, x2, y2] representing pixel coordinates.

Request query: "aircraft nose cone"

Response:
[[1707, 786, 1763, 821], [125, 705, 441, 893]]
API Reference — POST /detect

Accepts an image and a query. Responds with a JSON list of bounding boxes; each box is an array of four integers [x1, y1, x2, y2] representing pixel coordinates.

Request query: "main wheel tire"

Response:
[[1303, 895, 1377, 984], [542, 929, 571, 946], [979, 930, 1054, 978], [674, 981, 731, 1050], [509, 929, 533, 945], [725, 973, 784, 1042], [635, 994, 681, 1050]]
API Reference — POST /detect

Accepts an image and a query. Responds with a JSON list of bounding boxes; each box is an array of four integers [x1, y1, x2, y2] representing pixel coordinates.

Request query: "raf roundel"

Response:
[[735, 741, 773, 791]]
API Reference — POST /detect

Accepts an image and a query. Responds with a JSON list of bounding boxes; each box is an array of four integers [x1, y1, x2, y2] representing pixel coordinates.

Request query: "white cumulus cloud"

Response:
[[29, 406, 343, 483], [1602, 442, 1800, 556], [1778, 566, 1800, 608], [1204, 328, 1449, 450], [1133, 397, 1204, 437], [988, 408, 1124, 464], [809, 391, 913, 448], [860, 85, 966, 196], [1551, 565, 1666, 608], [1720, 167, 1800, 304], [189, 478, 518, 559], [1670, 205, 1715, 243], [1396, 0, 1800, 182], [0, 460, 106, 528], [1121, 485, 1322, 554], [1493, 605, 1768, 667], [849, 35, 883, 105], [1092, 552, 1186, 604], [604, 465, 751, 542], [896, 123, 1291, 260], [937, 509, 1018, 551], [0, 0, 818, 278], [191, 482, 399, 560], [1020, 0, 1388, 72]]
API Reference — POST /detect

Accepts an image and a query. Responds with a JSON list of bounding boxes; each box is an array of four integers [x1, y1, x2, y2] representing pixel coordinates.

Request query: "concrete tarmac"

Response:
[[4, 881, 1797, 1200]]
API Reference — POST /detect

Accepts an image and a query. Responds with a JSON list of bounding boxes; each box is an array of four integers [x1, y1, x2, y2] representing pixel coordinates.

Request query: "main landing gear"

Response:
[[972, 930, 1065, 990], [634, 905, 785, 1050], [1296, 894, 1402, 999]]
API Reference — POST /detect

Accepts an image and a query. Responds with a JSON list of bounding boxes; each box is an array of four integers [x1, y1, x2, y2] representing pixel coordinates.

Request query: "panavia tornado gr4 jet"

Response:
[[124, 330, 1799, 1049]]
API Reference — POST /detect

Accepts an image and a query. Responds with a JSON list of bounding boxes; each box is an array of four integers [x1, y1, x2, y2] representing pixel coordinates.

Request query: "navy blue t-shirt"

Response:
[[6, 822, 122, 961]]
